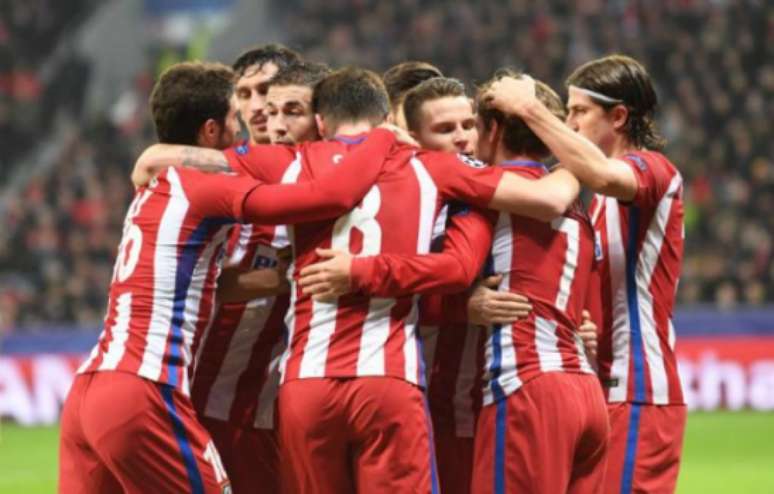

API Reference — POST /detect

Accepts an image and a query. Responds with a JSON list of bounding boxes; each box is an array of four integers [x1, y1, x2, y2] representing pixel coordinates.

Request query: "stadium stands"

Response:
[[0, 0, 771, 331]]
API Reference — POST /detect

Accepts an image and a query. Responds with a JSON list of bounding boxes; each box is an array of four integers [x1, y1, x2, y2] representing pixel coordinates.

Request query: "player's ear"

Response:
[[197, 118, 219, 147], [610, 104, 629, 133], [315, 114, 327, 138]]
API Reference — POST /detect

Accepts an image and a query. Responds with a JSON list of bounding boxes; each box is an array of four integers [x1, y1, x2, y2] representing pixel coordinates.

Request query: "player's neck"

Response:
[[328, 121, 373, 139], [608, 136, 638, 159]]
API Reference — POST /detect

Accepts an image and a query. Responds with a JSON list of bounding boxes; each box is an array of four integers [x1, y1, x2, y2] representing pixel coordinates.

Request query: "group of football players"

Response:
[[58, 41, 686, 494]]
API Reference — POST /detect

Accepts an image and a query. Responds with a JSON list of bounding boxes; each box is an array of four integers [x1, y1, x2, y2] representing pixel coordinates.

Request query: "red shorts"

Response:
[[433, 424, 474, 494], [472, 372, 609, 494], [59, 372, 230, 494], [605, 402, 686, 494], [277, 377, 438, 494], [199, 416, 279, 494]]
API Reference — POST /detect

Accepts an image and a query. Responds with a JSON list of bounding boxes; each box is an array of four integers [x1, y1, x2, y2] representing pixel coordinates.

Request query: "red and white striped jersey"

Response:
[[481, 163, 595, 406], [224, 136, 504, 387], [419, 208, 485, 439], [78, 167, 259, 394], [189, 222, 290, 430], [589, 151, 684, 405], [188, 152, 300, 430], [419, 320, 483, 438], [348, 161, 596, 406]]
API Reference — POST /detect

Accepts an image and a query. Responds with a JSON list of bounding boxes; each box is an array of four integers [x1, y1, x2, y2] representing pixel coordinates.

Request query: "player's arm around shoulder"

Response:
[[489, 167, 580, 222], [132, 144, 231, 187], [483, 75, 638, 202]]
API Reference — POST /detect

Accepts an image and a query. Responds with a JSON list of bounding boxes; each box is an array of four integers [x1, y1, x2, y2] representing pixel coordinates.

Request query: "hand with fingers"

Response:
[[377, 122, 419, 147], [467, 275, 533, 326], [298, 248, 354, 302], [578, 309, 599, 368], [481, 74, 538, 117]]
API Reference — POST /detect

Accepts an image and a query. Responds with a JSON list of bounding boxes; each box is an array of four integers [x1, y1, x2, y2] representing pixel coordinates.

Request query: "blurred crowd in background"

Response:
[[0, 0, 771, 331]]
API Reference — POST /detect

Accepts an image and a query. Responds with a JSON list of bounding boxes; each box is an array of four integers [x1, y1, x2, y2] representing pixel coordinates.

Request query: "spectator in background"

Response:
[[0, 0, 771, 330]]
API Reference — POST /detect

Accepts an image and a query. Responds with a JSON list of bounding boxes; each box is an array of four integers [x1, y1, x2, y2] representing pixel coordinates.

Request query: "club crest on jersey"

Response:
[[594, 231, 603, 261], [456, 153, 486, 169], [235, 144, 249, 155], [332, 153, 343, 164], [625, 154, 648, 172]]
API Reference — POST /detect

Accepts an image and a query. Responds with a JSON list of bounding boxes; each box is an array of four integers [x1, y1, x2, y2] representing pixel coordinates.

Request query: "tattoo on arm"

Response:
[[180, 147, 233, 173]]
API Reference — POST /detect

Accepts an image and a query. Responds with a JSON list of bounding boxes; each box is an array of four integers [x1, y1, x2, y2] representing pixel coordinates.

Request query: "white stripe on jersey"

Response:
[[453, 325, 480, 438], [605, 197, 631, 402], [483, 213, 521, 406], [407, 157, 440, 385], [77, 341, 101, 373], [98, 293, 132, 370], [202, 297, 277, 421], [254, 340, 284, 429], [298, 300, 337, 378], [278, 277, 297, 383], [227, 224, 254, 267], [139, 167, 190, 382], [357, 298, 397, 375], [574, 333, 595, 374], [277, 155, 303, 383], [635, 173, 683, 404], [180, 225, 231, 394], [551, 218, 580, 312], [409, 157, 439, 254], [535, 316, 563, 373], [273, 153, 302, 250], [403, 295, 421, 385], [431, 205, 448, 243]]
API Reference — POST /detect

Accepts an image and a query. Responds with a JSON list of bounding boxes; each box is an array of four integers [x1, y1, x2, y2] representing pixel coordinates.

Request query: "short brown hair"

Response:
[[232, 43, 302, 78], [566, 54, 665, 150], [268, 61, 331, 90], [150, 61, 234, 145], [403, 77, 469, 133], [382, 61, 444, 109], [477, 69, 566, 158], [312, 67, 390, 127]]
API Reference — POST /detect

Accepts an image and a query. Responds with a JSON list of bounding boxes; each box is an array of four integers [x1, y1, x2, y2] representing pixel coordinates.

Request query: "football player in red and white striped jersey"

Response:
[[489, 56, 686, 494], [189, 61, 330, 494], [132, 66, 584, 494], [58, 61, 397, 494], [299, 72, 610, 494]]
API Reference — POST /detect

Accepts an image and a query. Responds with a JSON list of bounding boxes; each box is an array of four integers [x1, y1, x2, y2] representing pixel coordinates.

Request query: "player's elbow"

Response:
[[532, 195, 571, 222], [133, 145, 164, 187], [444, 259, 478, 293]]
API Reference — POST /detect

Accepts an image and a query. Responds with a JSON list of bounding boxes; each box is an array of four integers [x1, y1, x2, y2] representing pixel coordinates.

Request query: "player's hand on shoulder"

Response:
[[467, 275, 532, 325], [298, 248, 354, 302], [376, 122, 419, 148]]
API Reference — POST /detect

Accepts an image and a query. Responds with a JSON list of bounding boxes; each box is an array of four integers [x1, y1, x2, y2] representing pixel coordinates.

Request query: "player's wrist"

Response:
[[349, 257, 374, 292]]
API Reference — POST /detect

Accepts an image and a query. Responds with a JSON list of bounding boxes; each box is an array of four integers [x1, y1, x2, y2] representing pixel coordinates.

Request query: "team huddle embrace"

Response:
[[58, 43, 686, 494]]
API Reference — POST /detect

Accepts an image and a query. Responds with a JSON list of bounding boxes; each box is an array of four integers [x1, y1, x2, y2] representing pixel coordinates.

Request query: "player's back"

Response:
[[482, 163, 596, 405], [280, 138, 504, 386], [79, 166, 251, 394]]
